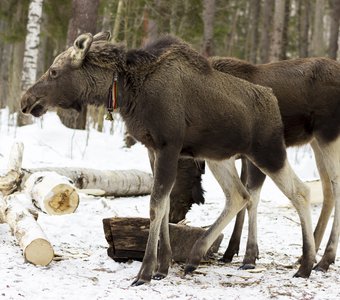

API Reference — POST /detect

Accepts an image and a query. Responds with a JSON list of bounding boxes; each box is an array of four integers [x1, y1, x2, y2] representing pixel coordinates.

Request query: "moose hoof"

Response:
[[152, 273, 167, 280], [184, 264, 197, 275], [221, 248, 238, 263], [219, 256, 232, 263], [293, 268, 311, 278], [313, 261, 331, 273], [219, 253, 236, 263], [313, 265, 327, 273], [239, 263, 256, 270], [131, 278, 148, 287]]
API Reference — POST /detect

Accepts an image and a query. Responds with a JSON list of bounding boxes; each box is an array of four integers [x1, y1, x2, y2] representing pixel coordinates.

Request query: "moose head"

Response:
[[21, 32, 123, 117]]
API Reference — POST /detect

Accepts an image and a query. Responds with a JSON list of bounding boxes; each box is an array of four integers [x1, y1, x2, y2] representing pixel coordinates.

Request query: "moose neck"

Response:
[[85, 42, 162, 112]]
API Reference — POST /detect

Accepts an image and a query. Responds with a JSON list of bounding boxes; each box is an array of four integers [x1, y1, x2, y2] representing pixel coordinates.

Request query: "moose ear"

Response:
[[93, 32, 111, 42], [71, 33, 93, 67]]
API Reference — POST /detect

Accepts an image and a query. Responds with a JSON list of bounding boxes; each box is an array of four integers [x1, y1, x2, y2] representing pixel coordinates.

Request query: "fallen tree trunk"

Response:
[[0, 194, 54, 266], [0, 142, 24, 195], [21, 167, 153, 197], [24, 171, 79, 215], [103, 217, 224, 262]]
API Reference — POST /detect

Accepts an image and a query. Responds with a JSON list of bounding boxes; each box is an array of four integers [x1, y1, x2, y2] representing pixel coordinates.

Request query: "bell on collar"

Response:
[[105, 110, 114, 121]]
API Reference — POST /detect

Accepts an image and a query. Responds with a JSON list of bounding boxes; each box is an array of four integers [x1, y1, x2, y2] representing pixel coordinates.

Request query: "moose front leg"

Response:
[[132, 146, 179, 286]]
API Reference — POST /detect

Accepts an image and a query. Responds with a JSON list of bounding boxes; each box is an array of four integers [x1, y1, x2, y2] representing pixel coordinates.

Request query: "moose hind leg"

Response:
[[222, 158, 248, 263], [260, 159, 315, 278], [222, 208, 246, 262], [240, 162, 266, 270], [314, 137, 340, 272], [185, 158, 250, 274], [310, 140, 335, 253]]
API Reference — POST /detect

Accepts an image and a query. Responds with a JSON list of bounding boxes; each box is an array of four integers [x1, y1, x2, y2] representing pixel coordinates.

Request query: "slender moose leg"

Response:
[[260, 158, 315, 278], [222, 158, 248, 262], [222, 208, 246, 262], [132, 147, 179, 286], [153, 198, 172, 280], [185, 158, 250, 274], [240, 162, 266, 269], [310, 140, 335, 253], [313, 137, 340, 272]]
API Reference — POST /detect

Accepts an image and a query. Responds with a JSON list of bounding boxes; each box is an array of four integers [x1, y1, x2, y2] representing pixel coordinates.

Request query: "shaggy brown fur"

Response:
[[211, 57, 340, 145], [20, 33, 315, 285], [210, 56, 340, 272]]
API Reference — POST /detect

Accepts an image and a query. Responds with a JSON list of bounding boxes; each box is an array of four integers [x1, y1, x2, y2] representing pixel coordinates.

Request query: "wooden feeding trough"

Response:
[[103, 217, 224, 262]]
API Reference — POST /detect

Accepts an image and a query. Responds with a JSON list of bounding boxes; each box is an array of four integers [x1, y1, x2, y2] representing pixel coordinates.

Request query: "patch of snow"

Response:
[[1, 109, 339, 300]]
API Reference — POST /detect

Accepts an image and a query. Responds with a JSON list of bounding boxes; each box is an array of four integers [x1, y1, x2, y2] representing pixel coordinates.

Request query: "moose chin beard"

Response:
[[58, 100, 82, 112]]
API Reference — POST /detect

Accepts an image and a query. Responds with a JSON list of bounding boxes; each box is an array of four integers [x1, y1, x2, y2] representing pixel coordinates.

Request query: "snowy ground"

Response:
[[0, 109, 339, 300]]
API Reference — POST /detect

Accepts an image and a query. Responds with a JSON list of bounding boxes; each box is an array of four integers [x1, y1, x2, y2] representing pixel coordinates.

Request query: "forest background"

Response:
[[0, 0, 339, 132]]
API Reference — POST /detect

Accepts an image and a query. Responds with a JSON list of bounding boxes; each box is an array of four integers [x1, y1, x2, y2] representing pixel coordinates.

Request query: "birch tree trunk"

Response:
[[21, 0, 43, 94], [269, 0, 286, 61], [19, 0, 44, 126], [202, 0, 216, 57], [111, 0, 125, 43]]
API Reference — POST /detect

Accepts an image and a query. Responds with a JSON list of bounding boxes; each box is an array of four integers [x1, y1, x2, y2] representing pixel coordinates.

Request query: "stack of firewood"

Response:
[[0, 142, 154, 266], [0, 142, 224, 268]]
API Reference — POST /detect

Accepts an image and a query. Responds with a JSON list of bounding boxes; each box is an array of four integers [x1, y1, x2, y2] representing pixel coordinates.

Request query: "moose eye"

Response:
[[49, 69, 58, 78]]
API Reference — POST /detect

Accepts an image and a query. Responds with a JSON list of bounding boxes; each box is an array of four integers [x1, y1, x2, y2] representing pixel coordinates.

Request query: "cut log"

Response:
[[103, 217, 224, 262], [0, 170, 22, 196], [0, 194, 54, 266], [7, 142, 24, 171], [24, 171, 79, 215], [21, 167, 153, 197], [0, 142, 24, 196]]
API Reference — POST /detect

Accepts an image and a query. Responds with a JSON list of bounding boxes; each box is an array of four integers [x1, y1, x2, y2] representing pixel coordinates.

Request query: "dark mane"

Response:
[[143, 35, 184, 56], [85, 41, 127, 72], [210, 56, 256, 81], [84, 35, 212, 75], [128, 35, 212, 74]]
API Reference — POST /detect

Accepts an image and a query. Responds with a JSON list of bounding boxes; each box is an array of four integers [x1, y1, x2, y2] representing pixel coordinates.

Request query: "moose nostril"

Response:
[[21, 99, 28, 113], [22, 105, 28, 114], [20, 94, 32, 114]]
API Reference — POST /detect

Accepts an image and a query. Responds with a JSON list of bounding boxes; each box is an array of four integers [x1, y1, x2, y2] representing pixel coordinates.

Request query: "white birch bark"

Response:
[[0, 142, 24, 195], [7, 142, 24, 171], [0, 194, 54, 266], [24, 172, 79, 215], [21, 0, 44, 92], [111, 0, 124, 43], [21, 168, 153, 197]]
